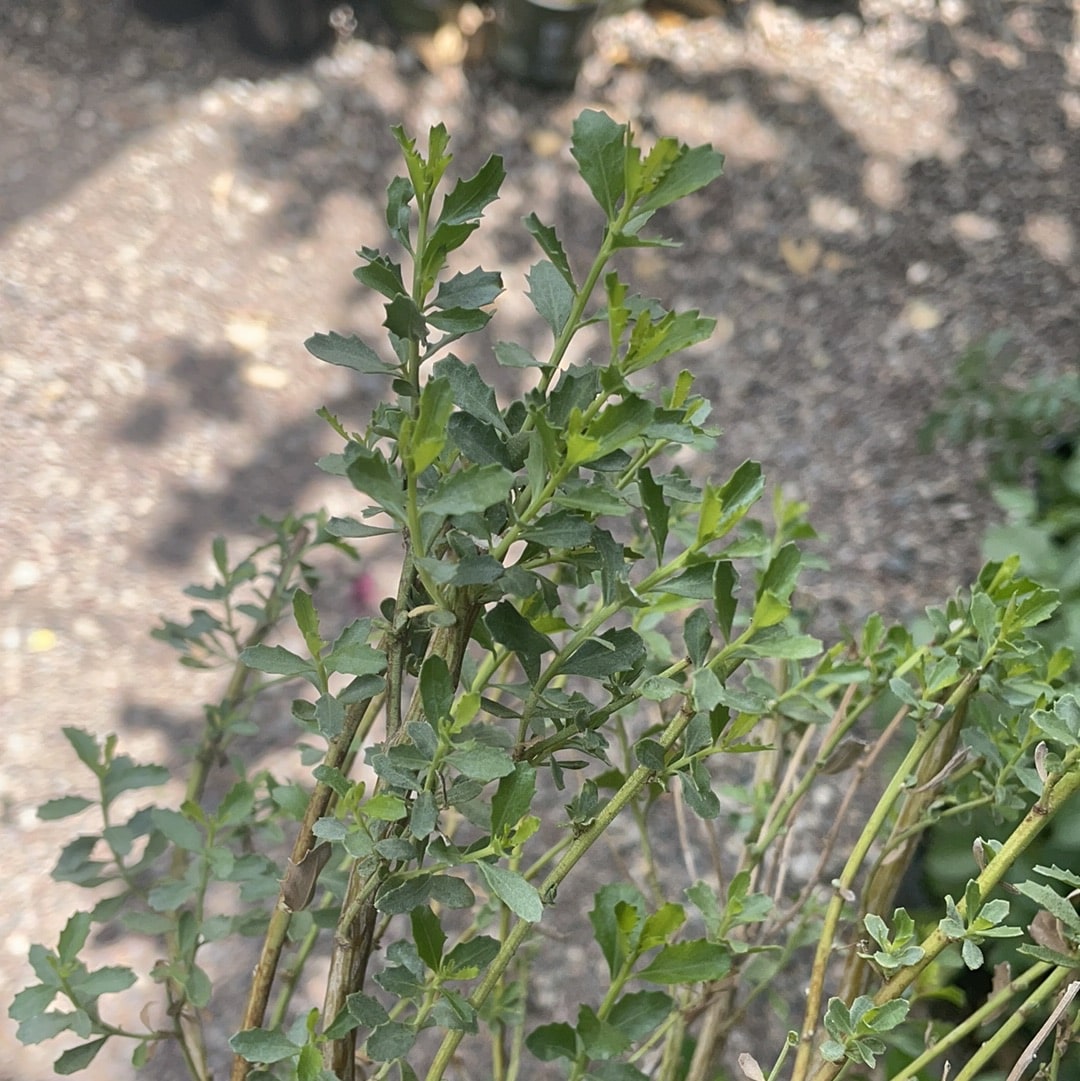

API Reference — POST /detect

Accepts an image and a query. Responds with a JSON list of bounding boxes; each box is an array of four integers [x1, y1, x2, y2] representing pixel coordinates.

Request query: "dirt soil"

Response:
[[2, 1, 1078, 1078]]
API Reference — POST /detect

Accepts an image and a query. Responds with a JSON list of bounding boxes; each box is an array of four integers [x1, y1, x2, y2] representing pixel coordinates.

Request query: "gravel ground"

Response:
[[2, 1, 1078, 1078]]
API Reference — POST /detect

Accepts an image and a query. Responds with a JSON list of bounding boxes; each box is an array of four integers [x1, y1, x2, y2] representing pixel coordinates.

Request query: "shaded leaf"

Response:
[[563, 628, 645, 678], [55, 1037, 109, 1075], [638, 940, 731, 984], [305, 331, 393, 375], [571, 110, 627, 219], [477, 862, 543, 922], [484, 601, 555, 683], [229, 1028, 301, 1064], [527, 260, 574, 337], [438, 154, 506, 226], [524, 213, 577, 290]]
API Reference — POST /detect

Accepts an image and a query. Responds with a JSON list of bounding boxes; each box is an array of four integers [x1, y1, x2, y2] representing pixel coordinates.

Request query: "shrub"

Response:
[[12, 112, 1080, 1081]]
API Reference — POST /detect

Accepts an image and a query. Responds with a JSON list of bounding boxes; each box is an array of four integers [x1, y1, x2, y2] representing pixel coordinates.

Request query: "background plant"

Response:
[[11, 114, 1080, 1081]]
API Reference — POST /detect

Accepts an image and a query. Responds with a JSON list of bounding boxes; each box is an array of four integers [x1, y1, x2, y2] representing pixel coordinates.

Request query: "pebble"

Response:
[[6, 560, 41, 591]]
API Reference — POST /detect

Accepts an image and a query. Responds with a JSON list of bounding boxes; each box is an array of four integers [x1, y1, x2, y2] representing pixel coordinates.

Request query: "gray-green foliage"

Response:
[[12, 113, 1080, 1081]]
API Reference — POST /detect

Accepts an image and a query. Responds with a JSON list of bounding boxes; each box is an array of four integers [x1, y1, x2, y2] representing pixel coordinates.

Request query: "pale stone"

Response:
[[951, 212, 1001, 243], [7, 560, 41, 591]]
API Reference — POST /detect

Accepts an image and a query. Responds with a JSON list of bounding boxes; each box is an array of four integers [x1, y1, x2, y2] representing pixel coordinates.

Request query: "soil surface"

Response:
[[2, 1, 1078, 1078]]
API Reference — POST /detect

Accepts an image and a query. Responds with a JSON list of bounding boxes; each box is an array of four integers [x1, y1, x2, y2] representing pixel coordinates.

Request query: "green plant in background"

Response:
[[11, 113, 1080, 1081], [922, 333, 1080, 666]]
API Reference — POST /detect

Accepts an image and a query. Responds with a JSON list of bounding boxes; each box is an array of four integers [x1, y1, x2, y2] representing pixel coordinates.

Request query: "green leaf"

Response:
[[148, 880, 197, 911], [411, 906, 447, 972], [385, 175, 413, 248], [638, 939, 731, 984], [9, 983, 59, 1022], [524, 213, 577, 290], [760, 542, 802, 602], [684, 608, 711, 668], [623, 309, 716, 375], [101, 757, 170, 806], [638, 467, 669, 563], [376, 875, 433, 915], [527, 260, 574, 337], [292, 590, 323, 657], [347, 992, 391, 1030], [568, 396, 653, 466], [325, 621, 387, 678], [428, 875, 476, 909], [37, 796, 94, 821], [420, 654, 454, 727], [635, 738, 667, 771], [433, 354, 508, 432], [477, 862, 543, 922], [447, 413, 513, 468], [305, 331, 394, 375], [419, 464, 513, 523], [641, 903, 686, 950], [864, 998, 909, 1033], [240, 644, 317, 680], [446, 742, 515, 783], [367, 1020, 416, 1061], [16, 1010, 78, 1045], [494, 340, 543, 368], [485, 601, 555, 683], [1033, 695, 1080, 747], [324, 515, 397, 539], [527, 1021, 578, 1062], [571, 110, 627, 219], [679, 763, 721, 819], [577, 1004, 631, 1059], [713, 560, 738, 641], [408, 377, 453, 474], [230, 1028, 302, 1064], [491, 763, 537, 836], [346, 448, 407, 524], [73, 966, 137, 998], [216, 780, 256, 827], [521, 510, 592, 548], [743, 628, 822, 660], [384, 293, 427, 344], [438, 154, 506, 226], [444, 936, 500, 978], [562, 628, 645, 678], [58, 911, 92, 965], [607, 990, 673, 1043], [432, 269, 503, 312], [1015, 881, 1080, 935], [354, 247, 406, 300], [62, 727, 103, 773], [590, 884, 646, 977], [636, 143, 725, 215], [55, 1037, 109, 1075]]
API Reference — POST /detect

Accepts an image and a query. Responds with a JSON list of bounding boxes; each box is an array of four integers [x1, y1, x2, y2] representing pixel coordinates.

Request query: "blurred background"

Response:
[[2, 1, 1077, 1076]]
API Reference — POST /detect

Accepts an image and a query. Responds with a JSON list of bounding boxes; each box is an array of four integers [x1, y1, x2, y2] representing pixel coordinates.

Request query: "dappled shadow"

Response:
[[0, 0, 348, 235]]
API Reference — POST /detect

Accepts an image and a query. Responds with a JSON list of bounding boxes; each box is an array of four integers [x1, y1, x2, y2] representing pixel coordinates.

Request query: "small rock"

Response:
[[27, 628, 58, 653], [1023, 213, 1074, 266], [225, 313, 270, 354], [902, 298, 943, 331], [951, 212, 1001, 243], [7, 560, 41, 591], [243, 362, 289, 390]]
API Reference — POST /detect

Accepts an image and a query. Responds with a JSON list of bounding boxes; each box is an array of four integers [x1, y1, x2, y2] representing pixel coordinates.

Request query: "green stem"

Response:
[[888, 961, 1053, 1081], [791, 670, 981, 1081], [802, 757, 1080, 1081], [423, 702, 700, 1081], [949, 965, 1075, 1081]]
